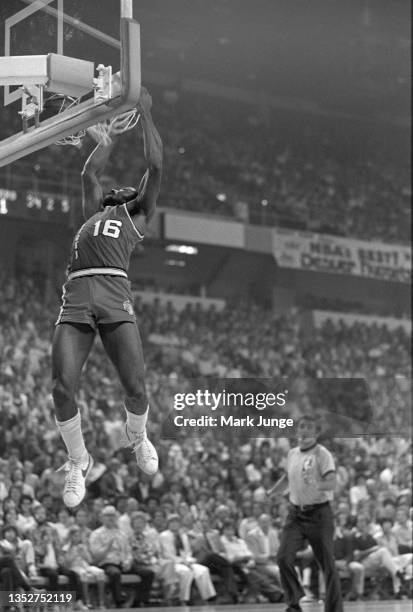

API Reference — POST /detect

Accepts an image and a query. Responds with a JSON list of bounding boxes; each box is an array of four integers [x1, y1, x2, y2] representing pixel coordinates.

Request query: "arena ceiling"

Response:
[[1, 0, 410, 119], [137, 0, 411, 119]]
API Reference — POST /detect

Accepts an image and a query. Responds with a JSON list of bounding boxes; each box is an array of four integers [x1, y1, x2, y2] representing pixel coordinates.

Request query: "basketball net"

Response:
[[55, 104, 140, 147], [86, 109, 141, 146], [53, 96, 86, 146]]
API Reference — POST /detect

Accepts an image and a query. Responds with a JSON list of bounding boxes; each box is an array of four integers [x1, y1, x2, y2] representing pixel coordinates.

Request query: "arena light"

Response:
[[165, 259, 186, 267], [261, 199, 269, 206], [216, 192, 227, 202], [165, 244, 198, 255], [178, 146, 186, 154]]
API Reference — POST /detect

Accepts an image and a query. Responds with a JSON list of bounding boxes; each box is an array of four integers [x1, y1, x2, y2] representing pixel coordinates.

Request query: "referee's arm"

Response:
[[266, 472, 289, 497], [316, 470, 337, 492]]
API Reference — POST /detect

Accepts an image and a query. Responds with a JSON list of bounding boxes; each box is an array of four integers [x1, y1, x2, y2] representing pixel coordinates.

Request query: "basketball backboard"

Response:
[[0, 0, 141, 166]]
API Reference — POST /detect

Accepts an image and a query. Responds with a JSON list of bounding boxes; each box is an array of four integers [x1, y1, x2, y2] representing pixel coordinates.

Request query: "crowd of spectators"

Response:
[[147, 92, 410, 244], [0, 271, 411, 606], [0, 6, 410, 608], [1, 87, 410, 245]]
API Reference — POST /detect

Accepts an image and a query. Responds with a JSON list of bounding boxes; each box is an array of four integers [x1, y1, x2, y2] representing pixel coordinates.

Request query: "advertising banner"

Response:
[[273, 228, 411, 283]]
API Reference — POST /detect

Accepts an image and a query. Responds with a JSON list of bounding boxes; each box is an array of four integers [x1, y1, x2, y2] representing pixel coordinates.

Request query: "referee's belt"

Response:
[[67, 267, 128, 280], [290, 501, 329, 512]]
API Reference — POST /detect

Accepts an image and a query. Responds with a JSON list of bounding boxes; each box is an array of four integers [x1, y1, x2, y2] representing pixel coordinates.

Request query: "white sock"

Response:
[[126, 405, 149, 435], [56, 411, 88, 463]]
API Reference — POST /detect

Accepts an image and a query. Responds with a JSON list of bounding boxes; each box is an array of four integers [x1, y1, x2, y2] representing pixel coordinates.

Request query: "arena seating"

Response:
[[0, 271, 411, 604], [0, 88, 409, 243]]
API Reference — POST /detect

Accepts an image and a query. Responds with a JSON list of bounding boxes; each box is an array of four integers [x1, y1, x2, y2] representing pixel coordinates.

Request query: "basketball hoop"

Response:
[[48, 94, 87, 146], [53, 102, 140, 147], [86, 108, 141, 145]]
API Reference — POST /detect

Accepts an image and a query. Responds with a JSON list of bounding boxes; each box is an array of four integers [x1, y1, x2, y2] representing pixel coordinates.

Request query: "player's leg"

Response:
[[52, 322, 95, 420], [52, 322, 96, 507], [98, 321, 158, 474], [277, 509, 307, 611], [98, 321, 147, 414]]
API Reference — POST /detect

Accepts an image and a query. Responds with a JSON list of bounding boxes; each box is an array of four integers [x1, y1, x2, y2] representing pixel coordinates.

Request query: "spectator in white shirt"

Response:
[[349, 475, 369, 515], [89, 505, 133, 608], [15, 495, 37, 536], [245, 513, 280, 580], [378, 518, 412, 581], [159, 514, 216, 605], [118, 497, 139, 538]]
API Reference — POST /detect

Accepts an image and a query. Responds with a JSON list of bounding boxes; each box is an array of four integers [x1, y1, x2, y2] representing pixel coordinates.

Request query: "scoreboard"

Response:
[[0, 187, 70, 223]]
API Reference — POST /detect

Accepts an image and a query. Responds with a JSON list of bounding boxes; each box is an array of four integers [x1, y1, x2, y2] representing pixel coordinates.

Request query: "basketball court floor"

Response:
[[113, 601, 412, 612]]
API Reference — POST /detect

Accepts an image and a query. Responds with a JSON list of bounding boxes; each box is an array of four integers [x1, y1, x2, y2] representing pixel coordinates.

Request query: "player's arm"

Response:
[[81, 140, 115, 220], [126, 87, 163, 222]]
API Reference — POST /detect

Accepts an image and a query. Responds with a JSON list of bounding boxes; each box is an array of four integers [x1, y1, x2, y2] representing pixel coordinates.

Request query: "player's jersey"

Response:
[[68, 204, 144, 273]]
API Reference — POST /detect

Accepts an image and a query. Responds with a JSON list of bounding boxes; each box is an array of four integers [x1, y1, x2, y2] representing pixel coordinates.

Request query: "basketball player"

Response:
[[52, 86, 162, 508], [267, 415, 343, 612]]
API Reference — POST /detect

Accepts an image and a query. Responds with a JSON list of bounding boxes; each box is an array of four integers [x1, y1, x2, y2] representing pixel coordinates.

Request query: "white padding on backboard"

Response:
[[0, 55, 48, 86], [0, 53, 94, 97], [47, 54, 95, 97], [0, 18, 141, 168]]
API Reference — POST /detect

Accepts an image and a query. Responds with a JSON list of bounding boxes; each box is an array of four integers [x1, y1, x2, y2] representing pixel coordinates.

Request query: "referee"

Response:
[[268, 415, 343, 612]]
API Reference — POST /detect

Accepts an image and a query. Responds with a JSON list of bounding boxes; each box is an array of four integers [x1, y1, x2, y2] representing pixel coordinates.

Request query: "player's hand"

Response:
[[137, 87, 152, 114]]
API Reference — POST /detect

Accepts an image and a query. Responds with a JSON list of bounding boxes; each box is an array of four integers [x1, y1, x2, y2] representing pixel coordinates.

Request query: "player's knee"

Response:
[[52, 377, 75, 407], [124, 376, 147, 408]]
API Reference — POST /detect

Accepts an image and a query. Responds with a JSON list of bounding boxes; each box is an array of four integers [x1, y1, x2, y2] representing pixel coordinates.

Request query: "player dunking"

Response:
[[52, 87, 162, 508]]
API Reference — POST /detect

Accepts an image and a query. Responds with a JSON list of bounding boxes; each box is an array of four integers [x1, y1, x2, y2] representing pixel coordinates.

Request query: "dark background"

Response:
[[1, 0, 410, 119]]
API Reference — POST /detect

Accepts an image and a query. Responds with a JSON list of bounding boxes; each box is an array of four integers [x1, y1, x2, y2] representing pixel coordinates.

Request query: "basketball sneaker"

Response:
[[58, 452, 94, 508], [123, 423, 158, 475]]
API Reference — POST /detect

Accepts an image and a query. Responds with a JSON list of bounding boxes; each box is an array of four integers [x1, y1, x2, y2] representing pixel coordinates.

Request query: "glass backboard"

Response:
[[1, 0, 122, 108], [0, 0, 140, 167]]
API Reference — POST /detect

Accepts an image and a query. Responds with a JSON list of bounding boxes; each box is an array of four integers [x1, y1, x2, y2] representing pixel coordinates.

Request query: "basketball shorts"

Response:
[[56, 276, 136, 329]]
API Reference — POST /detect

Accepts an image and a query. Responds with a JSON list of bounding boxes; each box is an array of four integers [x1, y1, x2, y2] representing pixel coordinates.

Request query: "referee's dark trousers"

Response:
[[277, 502, 343, 612]]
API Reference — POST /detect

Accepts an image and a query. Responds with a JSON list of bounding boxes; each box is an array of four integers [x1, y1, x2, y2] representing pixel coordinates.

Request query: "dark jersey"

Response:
[[352, 532, 377, 552], [68, 204, 144, 273]]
